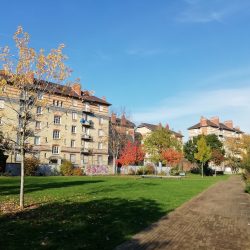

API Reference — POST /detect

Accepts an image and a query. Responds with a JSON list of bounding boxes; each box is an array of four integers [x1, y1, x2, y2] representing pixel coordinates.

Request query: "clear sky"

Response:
[[1, 0, 250, 139]]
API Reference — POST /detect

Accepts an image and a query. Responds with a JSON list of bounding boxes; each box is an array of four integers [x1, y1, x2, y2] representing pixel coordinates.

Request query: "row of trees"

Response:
[[116, 127, 183, 170]]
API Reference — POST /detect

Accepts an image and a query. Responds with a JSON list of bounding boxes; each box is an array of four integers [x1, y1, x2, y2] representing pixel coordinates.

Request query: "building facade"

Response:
[[0, 73, 111, 172], [188, 116, 244, 140]]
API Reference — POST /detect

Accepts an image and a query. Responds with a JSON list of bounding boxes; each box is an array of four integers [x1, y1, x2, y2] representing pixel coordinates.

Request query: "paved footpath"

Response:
[[116, 176, 250, 250]]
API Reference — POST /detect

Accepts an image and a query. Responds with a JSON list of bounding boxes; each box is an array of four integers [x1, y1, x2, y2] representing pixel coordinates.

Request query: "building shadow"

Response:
[[0, 198, 167, 250], [0, 179, 104, 196]]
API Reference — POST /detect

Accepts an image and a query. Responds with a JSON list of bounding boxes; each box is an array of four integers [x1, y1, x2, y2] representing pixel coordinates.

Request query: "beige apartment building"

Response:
[[136, 123, 183, 142], [0, 74, 111, 172], [188, 116, 244, 140]]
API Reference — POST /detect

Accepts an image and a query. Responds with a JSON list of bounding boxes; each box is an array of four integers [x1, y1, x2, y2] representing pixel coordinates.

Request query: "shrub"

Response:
[[60, 160, 73, 176], [145, 164, 155, 174], [24, 157, 40, 176], [128, 168, 136, 175], [73, 167, 83, 176], [136, 167, 145, 175]]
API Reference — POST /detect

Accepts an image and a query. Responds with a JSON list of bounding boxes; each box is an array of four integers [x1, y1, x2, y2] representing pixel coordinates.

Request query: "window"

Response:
[[37, 92, 43, 100], [70, 154, 76, 163], [0, 100, 5, 109], [0, 117, 2, 125], [71, 140, 76, 148], [57, 100, 59, 106], [71, 125, 76, 134], [53, 130, 60, 139], [98, 142, 103, 150], [34, 136, 40, 145], [72, 111, 77, 120], [99, 117, 104, 125], [84, 156, 89, 163], [36, 106, 42, 114], [45, 137, 48, 143], [97, 155, 103, 165], [54, 115, 61, 124], [65, 125, 68, 130], [52, 145, 59, 154], [99, 104, 103, 112], [60, 101, 63, 107], [98, 129, 103, 137], [85, 103, 90, 111], [35, 121, 41, 129], [72, 99, 78, 107]]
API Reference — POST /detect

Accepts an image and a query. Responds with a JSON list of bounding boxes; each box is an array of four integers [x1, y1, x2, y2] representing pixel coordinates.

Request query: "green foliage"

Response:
[[24, 157, 40, 176], [194, 136, 212, 164], [184, 134, 224, 164], [60, 160, 73, 176], [143, 127, 182, 163]]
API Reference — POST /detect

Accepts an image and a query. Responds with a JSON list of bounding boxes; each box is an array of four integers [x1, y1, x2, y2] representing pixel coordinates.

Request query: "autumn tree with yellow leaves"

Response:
[[0, 26, 78, 209]]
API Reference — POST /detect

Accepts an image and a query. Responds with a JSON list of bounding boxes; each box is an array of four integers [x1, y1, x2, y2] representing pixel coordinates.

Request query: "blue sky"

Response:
[[1, 0, 250, 138]]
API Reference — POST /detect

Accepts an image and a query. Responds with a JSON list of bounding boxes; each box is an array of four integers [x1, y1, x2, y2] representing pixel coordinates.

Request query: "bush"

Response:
[[136, 167, 145, 175], [245, 182, 250, 194], [128, 168, 136, 175], [60, 160, 73, 176], [73, 167, 83, 176], [24, 157, 40, 176], [145, 164, 155, 174]]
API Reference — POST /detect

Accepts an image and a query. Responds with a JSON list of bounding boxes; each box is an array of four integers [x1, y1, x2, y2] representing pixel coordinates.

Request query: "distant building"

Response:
[[136, 123, 183, 142], [188, 116, 244, 140]]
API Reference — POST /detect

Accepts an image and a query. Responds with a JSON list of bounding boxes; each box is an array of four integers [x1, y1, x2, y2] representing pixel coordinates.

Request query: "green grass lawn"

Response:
[[0, 174, 228, 250]]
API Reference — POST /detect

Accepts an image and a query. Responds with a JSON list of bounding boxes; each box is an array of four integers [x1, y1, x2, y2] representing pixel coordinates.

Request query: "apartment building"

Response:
[[0, 73, 111, 171], [110, 113, 135, 140], [136, 123, 183, 142], [188, 116, 244, 140]]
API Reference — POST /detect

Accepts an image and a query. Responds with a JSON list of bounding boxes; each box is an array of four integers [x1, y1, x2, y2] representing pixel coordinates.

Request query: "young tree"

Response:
[[194, 136, 212, 178], [162, 148, 183, 167], [109, 112, 134, 174], [117, 141, 144, 166], [143, 127, 182, 164], [0, 26, 77, 209]]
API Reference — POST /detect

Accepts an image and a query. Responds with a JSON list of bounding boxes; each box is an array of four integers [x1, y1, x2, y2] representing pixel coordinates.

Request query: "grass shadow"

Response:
[[0, 179, 104, 196], [0, 198, 167, 250]]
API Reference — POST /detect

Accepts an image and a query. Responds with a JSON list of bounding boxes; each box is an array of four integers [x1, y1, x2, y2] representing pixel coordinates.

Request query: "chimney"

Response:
[[224, 120, 233, 129], [210, 116, 219, 126], [102, 96, 106, 101], [72, 83, 81, 96], [200, 116, 207, 127], [165, 123, 170, 130], [235, 126, 240, 131], [121, 114, 126, 126], [111, 113, 116, 124]]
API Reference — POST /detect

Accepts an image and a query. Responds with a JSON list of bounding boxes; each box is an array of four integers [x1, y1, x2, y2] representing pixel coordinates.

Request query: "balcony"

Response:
[[82, 106, 94, 114], [80, 118, 94, 128], [81, 147, 92, 155], [81, 134, 93, 141]]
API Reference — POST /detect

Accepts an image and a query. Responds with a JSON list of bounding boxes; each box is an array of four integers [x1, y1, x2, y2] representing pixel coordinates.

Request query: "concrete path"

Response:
[[116, 176, 250, 250]]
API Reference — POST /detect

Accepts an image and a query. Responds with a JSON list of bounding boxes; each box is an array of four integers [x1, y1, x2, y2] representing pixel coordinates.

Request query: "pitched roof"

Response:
[[188, 119, 244, 133], [112, 117, 135, 128], [0, 73, 111, 106], [137, 123, 183, 138]]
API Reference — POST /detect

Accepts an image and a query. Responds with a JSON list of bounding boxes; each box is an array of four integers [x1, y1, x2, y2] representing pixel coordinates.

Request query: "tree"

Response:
[[0, 26, 77, 209], [143, 127, 182, 164], [224, 137, 242, 172], [162, 148, 183, 167], [194, 136, 212, 178], [117, 141, 144, 166], [184, 134, 224, 165], [109, 113, 133, 174]]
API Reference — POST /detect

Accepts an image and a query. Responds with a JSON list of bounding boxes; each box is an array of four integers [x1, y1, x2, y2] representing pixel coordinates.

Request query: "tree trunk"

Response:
[[201, 162, 204, 178], [112, 157, 116, 175], [20, 146, 25, 209]]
